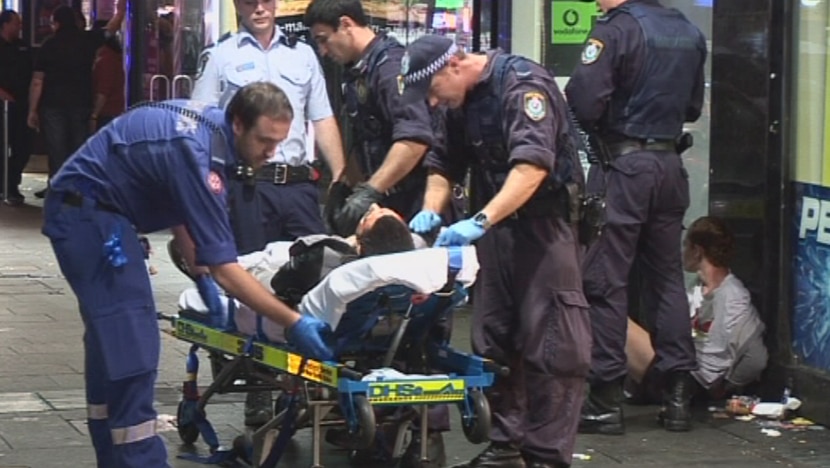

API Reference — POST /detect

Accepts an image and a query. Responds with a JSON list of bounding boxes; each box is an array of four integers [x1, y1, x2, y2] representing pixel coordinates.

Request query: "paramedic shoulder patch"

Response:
[[581, 38, 605, 65], [523, 91, 547, 122], [207, 171, 224, 194]]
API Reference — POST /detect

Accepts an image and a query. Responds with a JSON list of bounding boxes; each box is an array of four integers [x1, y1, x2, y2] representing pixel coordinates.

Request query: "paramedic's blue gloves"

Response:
[[286, 316, 335, 361], [435, 218, 486, 247], [195, 274, 225, 328], [409, 210, 442, 234]]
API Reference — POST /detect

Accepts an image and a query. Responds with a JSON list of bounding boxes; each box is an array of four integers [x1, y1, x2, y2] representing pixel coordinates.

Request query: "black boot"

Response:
[[400, 431, 447, 468], [578, 380, 625, 435], [450, 442, 526, 468], [658, 371, 692, 432]]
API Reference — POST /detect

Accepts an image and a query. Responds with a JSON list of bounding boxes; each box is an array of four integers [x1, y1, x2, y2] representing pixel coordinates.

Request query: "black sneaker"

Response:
[[450, 442, 525, 468]]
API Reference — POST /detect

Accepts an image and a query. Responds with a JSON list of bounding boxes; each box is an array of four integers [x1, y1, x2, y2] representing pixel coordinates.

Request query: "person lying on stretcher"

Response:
[[178, 204, 477, 350]]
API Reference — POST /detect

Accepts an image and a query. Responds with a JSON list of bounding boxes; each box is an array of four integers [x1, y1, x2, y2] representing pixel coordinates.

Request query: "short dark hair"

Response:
[[0, 9, 18, 28], [303, 0, 368, 29], [52, 5, 79, 32], [225, 82, 294, 130], [686, 216, 735, 268], [358, 215, 415, 257]]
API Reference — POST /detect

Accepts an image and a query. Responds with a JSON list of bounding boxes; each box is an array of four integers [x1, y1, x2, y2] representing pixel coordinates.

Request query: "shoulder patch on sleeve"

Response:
[[581, 38, 605, 65], [207, 171, 224, 194], [195, 51, 211, 80], [523, 91, 547, 122]]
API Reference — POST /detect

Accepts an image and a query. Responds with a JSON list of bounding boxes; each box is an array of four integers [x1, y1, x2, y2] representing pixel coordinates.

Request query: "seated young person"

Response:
[[625, 216, 768, 401]]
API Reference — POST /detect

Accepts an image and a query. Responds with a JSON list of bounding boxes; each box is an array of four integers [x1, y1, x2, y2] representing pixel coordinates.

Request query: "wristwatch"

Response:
[[472, 211, 492, 230]]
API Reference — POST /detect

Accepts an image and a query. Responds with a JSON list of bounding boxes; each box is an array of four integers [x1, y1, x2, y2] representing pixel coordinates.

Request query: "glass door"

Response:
[[125, 0, 217, 104]]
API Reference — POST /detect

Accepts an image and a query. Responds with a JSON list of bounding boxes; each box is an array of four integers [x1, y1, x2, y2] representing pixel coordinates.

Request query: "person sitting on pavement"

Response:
[[41, 82, 334, 468], [625, 216, 768, 403]]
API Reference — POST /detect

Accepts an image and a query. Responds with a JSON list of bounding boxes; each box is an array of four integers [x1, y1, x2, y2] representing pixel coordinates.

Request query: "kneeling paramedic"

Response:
[[41, 82, 334, 468], [401, 35, 592, 468]]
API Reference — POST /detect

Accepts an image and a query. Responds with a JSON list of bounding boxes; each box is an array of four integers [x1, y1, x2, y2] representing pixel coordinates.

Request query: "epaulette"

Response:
[[598, 6, 626, 23], [217, 31, 233, 44]]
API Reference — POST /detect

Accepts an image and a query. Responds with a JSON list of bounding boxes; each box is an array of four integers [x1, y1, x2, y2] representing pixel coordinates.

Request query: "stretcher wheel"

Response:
[[460, 389, 490, 444], [351, 395, 376, 450], [177, 400, 201, 445]]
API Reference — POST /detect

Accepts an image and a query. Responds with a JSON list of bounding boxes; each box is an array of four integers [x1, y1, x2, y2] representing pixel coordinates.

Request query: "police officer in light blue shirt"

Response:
[[191, 0, 346, 253], [191, 0, 346, 427], [40, 82, 334, 468]]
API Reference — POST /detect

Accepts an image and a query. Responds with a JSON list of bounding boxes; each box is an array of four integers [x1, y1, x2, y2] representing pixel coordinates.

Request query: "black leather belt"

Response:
[[255, 163, 320, 185], [61, 192, 121, 214], [607, 139, 676, 157]]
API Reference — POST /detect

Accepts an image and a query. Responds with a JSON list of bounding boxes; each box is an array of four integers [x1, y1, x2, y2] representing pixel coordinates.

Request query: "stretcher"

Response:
[[158, 245, 507, 468]]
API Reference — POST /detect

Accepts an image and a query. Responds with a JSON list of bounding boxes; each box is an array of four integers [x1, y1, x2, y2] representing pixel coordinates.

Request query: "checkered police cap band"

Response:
[[403, 43, 458, 86]]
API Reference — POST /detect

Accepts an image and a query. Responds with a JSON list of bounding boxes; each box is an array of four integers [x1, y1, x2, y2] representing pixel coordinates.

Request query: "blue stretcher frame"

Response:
[[158, 296, 506, 468]]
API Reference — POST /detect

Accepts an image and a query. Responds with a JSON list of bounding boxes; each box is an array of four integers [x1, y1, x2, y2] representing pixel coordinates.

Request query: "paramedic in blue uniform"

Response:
[[41, 82, 335, 468], [402, 35, 592, 468], [191, 0, 346, 253], [303, 0, 445, 235], [564, 0, 707, 435]]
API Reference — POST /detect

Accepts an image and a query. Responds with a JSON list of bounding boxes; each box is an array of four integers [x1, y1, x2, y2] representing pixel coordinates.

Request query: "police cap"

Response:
[[398, 34, 458, 105]]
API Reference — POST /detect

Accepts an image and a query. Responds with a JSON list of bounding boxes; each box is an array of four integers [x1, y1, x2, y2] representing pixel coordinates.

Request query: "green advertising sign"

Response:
[[435, 0, 465, 8], [551, 1, 601, 45]]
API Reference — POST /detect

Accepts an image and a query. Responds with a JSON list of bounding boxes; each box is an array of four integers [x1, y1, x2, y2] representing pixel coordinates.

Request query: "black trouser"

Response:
[[582, 149, 697, 385], [0, 101, 32, 190], [228, 179, 326, 254], [41, 107, 91, 178], [473, 215, 592, 465]]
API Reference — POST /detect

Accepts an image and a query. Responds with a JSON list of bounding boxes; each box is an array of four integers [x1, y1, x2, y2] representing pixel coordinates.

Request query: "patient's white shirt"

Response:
[[178, 240, 479, 343]]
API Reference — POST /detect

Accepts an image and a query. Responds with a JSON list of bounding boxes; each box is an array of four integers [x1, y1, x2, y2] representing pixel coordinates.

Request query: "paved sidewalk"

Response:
[[1, 174, 829, 467]]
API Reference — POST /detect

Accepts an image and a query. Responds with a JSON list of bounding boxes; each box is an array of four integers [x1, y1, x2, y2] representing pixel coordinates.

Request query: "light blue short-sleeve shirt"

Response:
[[191, 26, 333, 165]]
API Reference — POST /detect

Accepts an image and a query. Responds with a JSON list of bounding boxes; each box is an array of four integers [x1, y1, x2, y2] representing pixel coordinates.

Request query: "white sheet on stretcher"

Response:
[[178, 244, 479, 343]]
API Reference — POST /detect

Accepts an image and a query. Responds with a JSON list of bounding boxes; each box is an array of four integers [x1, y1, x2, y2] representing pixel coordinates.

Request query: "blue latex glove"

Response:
[[435, 218, 486, 247], [286, 316, 335, 361], [195, 274, 226, 328], [409, 210, 442, 234]]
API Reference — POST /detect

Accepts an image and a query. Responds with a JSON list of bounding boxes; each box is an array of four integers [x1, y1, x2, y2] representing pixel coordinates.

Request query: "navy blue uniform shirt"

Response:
[[49, 100, 238, 267], [356, 33, 434, 147], [425, 50, 564, 184], [565, 0, 705, 132]]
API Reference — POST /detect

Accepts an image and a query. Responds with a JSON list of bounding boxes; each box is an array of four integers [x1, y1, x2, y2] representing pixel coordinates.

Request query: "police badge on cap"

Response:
[[401, 52, 411, 76]]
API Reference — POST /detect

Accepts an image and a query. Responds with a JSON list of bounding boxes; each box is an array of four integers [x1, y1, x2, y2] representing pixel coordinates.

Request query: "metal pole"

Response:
[[3, 100, 9, 203]]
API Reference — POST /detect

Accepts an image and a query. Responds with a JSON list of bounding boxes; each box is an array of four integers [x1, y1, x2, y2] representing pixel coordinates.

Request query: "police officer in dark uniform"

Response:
[[0, 9, 32, 204], [303, 0, 447, 235], [564, 0, 707, 435], [41, 82, 334, 468], [402, 35, 592, 468], [303, 3, 453, 466]]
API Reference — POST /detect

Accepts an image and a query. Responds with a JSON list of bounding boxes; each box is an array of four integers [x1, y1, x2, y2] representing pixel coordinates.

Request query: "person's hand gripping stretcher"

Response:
[[171, 225, 336, 361]]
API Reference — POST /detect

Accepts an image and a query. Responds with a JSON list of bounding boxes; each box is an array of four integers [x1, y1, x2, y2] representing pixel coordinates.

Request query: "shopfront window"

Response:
[[790, 0, 830, 372]]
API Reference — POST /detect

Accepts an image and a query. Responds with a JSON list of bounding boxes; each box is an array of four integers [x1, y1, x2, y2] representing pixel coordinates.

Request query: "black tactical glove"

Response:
[[324, 181, 353, 235], [333, 183, 384, 237]]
